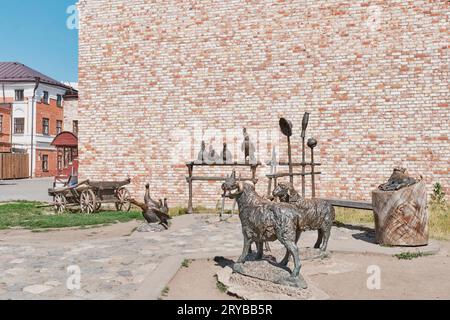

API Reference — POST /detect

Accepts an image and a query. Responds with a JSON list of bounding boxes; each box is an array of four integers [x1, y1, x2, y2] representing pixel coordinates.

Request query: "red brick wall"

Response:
[[34, 149, 58, 178], [36, 99, 64, 136], [78, 0, 450, 207], [34, 98, 63, 177], [0, 104, 12, 153]]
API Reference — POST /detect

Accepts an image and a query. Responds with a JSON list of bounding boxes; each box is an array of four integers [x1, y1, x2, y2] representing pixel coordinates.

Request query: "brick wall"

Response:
[[34, 149, 58, 178], [34, 98, 63, 177], [63, 98, 78, 134], [0, 104, 11, 152], [35, 99, 64, 136], [78, 0, 450, 208]]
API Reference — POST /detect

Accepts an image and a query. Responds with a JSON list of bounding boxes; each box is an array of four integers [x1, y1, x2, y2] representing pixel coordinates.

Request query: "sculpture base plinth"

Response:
[[233, 261, 308, 289], [216, 258, 330, 300], [136, 222, 167, 233]]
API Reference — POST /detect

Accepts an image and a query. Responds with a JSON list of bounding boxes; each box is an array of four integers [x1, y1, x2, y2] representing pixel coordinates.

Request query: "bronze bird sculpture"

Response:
[[130, 184, 171, 229]]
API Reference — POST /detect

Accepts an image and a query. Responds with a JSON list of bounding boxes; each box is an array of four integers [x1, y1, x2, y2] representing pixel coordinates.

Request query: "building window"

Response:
[[0, 115, 3, 133], [56, 120, 63, 134], [57, 155, 63, 171], [43, 91, 49, 104], [73, 120, 78, 136], [42, 155, 49, 172], [15, 90, 24, 101], [14, 118, 25, 134], [43, 118, 49, 136], [57, 94, 63, 107]]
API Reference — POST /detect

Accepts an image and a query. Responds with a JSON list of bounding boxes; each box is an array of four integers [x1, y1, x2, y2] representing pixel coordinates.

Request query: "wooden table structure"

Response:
[[185, 161, 262, 215], [266, 161, 322, 198]]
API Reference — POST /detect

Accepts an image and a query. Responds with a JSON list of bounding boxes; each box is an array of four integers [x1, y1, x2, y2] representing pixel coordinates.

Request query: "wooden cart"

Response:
[[48, 179, 132, 214]]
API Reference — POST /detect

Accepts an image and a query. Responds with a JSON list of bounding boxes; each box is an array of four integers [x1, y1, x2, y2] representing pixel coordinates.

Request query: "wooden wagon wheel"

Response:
[[115, 187, 131, 212], [53, 194, 67, 214], [80, 189, 97, 214]]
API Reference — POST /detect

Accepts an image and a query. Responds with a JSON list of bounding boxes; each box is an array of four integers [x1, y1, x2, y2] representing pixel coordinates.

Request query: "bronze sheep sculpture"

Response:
[[272, 182, 335, 252]]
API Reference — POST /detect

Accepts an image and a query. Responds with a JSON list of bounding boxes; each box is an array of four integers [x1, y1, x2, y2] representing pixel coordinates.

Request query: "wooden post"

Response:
[[301, 136, 306, 197], [287, 136, 294, 185], [311, 148, 316, 198], [300, 113, 309, 198], [187, 164, 194, 215], [251, 165, 257, 186], [372, 181, 429, 246], [267, 177, 273, 198], [220, 195, 225, 220]]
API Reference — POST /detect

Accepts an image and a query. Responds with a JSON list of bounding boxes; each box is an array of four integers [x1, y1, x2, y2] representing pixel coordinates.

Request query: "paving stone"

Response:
[[9, 259, 26, 264], [118, 270, 133, 277], [0, 215, 441, 300], [45, 280, 62, 287], [23, 284, 53, 295], [5, 268, 26, 276]]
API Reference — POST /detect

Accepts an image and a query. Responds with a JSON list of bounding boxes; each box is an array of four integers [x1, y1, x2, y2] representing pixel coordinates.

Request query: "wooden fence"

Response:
[[0, 153, 29, 180]]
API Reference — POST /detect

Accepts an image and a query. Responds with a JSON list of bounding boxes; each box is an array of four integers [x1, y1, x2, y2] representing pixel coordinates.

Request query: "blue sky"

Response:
[[0, 0, 78, 82]]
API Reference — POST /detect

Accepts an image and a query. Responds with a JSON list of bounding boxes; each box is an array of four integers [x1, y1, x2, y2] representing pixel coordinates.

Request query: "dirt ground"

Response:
[[164, 259, 238, 300], [166, 241, 450, 300]]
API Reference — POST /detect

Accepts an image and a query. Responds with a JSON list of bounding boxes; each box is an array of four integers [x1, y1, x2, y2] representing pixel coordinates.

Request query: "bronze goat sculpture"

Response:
[[222, 171, 305, 281]]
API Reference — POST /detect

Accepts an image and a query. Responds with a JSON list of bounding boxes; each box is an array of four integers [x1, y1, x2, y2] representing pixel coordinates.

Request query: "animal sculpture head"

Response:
[[222, 170, 244, 199], [272, 182, 293, 202]]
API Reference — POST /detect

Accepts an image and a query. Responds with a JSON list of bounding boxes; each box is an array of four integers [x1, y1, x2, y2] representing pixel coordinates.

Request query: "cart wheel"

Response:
[[95, 202, 102, 212], [53, 194, 67, 214], [115, 187, 131, 212], [80, 189, 97, 214]]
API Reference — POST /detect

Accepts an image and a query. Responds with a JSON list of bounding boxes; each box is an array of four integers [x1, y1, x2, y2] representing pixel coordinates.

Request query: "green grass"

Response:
[[427, 202, 450, 241], [169, 206, 189, 217], [161, 286, 170, 297], [181, 259, 192, 268], [0, 201, 143, 230], [216, 280, 228, 293], [335, 207, 375, 226], [394, 252, 433, 260], [169, 206, 217, 217], [334, 202, 450, 241]]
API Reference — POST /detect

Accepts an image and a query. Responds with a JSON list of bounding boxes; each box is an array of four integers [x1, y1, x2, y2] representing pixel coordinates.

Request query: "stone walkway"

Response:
[[0, 178, 53, 203], [0, 214, 440, 300]]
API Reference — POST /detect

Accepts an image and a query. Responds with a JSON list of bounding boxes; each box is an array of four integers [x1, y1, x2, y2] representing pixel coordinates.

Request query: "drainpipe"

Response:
[[30, 77, 40, 178]]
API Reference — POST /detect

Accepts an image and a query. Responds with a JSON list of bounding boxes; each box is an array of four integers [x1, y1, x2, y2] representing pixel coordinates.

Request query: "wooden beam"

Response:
[[186, 162, 261, 167], [278, 162, 322, 167], [321, 198, 373, 211], [186, 176, 257, 182], [267, 172, 322, 178]]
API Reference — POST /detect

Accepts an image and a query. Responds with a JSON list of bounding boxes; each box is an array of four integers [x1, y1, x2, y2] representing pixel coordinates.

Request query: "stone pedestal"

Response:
[[372, 181, 429, 246], [136, 222, 166, 233], [233, 261, 308, 289]]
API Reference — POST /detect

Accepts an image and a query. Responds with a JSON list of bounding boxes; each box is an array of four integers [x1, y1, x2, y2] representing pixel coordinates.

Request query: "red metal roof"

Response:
[[51, 132, 78, 147], [0, 62, 75, 91]]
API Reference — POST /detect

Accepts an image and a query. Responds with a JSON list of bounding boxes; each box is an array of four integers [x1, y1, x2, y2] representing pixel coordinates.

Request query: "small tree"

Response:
[[431, 182, 446, 205]]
